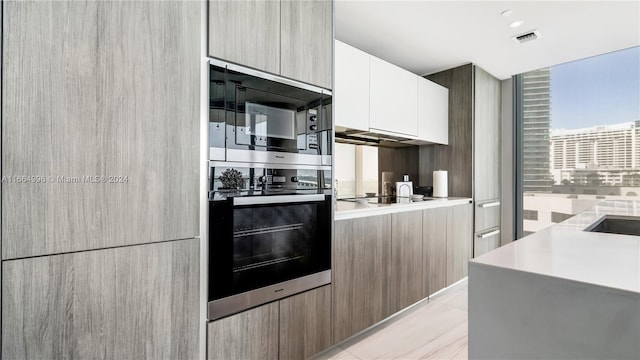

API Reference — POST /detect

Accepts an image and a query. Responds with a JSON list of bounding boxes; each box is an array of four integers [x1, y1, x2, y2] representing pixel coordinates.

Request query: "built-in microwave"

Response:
[[209, 59, 332, 166]]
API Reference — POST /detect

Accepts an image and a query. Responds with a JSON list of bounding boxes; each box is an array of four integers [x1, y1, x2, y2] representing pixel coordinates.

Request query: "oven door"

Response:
[[208, 193, 331, 320]]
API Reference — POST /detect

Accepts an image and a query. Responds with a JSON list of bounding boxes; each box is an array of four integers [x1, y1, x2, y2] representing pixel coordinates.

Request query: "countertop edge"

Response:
[[469, 260, 640, 296], [334, 197, 473, 220]]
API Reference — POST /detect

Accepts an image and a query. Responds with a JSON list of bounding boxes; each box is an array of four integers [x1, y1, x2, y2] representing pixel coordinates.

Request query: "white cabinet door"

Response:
[[418, 77, 449, 145], [334, 40, 370, 131], [369, 57, 418, 137]]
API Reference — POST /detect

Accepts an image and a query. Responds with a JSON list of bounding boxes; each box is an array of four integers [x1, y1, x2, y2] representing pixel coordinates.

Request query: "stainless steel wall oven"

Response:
[[208, 162, 332, 320], [207, 59, 333, 321]]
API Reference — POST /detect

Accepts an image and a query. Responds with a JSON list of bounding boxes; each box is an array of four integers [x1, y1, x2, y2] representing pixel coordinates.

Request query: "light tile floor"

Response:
[[313, 279, 468, 360]]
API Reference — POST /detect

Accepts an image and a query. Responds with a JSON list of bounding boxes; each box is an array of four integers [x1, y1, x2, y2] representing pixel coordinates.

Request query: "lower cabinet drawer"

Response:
[[474, 227, 501, 258], [475, 200, 501, 230]]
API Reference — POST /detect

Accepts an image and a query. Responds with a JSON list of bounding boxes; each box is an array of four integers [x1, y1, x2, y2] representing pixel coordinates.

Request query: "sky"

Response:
[[550, 46, 640, 130]]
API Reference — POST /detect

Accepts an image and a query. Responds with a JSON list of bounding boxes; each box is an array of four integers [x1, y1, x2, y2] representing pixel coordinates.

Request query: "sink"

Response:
[[585, 215, 640, 236]]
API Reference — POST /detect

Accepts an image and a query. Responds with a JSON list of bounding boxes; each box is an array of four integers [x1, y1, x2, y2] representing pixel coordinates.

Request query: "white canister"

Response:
[[433, 170, 448, 198]]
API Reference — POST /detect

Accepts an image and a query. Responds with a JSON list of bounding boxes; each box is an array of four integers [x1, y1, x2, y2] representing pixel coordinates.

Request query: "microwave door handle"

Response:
[[233, 194, 325, 206]]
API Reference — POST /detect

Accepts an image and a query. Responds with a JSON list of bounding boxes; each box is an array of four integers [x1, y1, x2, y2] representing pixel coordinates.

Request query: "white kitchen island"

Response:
[[469, 200, 640, 359]]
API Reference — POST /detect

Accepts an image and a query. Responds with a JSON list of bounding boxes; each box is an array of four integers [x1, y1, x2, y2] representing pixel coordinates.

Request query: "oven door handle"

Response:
[[233, 194, 326, 206]]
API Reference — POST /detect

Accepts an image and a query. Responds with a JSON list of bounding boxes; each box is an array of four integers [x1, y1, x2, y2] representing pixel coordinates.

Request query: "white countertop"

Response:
[[334, 197, 472, 220], [471, 200, 640, 294]]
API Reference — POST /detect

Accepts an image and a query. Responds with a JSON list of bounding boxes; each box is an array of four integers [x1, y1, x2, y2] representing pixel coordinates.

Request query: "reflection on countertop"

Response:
[[335, 196, 472, 220]]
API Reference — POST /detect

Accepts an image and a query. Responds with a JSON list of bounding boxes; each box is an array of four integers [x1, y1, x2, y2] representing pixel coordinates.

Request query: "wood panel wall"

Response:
[[378, 146, 420, 194], [419, 64, 474, 198]]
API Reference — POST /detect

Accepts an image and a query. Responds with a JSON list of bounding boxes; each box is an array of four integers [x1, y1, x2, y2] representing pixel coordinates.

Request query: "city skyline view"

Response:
[[521, 46, 640, 236]]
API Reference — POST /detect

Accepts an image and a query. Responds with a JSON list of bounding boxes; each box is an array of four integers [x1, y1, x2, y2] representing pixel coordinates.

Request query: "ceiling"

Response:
[[335, 1, 640, 80]]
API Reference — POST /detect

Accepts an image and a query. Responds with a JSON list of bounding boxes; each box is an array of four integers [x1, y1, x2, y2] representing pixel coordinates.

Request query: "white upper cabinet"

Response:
[[335, 40, 370, 131], [369, 57, 419, 137], [418, 77, 449, 145], [334, 40, 448, 144]]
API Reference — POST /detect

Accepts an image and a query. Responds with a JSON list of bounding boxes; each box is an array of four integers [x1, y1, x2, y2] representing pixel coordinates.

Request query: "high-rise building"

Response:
[[550, 121, 640, 185], [522, 68, 553, 192]]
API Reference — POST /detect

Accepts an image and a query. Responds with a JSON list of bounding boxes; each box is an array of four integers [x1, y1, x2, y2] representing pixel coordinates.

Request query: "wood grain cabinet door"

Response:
[[208, 0, 280, 74], [446, 203, 473, 286], [333, 215, 392, 343], [2, 0, 200, 259], [390, 210, 424, 312], [279, 285, 332, 360], [281, 0, 333, 89], [207, 302, 279, 360], [423, 207, 448, 296], [2, 239, 200, 360]]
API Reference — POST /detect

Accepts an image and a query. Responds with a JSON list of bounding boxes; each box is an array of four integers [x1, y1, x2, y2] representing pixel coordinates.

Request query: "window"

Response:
[[516, 47, 640, 237]]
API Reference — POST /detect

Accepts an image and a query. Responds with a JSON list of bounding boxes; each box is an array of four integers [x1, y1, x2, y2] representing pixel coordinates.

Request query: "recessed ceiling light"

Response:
[[510, 20, 524, 28], [501, 10, 513, 17]]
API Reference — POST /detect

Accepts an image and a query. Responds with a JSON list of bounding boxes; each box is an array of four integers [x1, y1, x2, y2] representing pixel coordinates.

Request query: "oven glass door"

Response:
[[209, 194, 331, 301]]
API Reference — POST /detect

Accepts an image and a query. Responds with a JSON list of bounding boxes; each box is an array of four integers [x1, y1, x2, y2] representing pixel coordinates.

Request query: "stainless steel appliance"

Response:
[[207, 162, 332, 320], [209, 59, 332, 166]]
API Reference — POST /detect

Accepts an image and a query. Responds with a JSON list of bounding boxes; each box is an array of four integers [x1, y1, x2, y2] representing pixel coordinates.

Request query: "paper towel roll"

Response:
[[433, 170, 448, 198]]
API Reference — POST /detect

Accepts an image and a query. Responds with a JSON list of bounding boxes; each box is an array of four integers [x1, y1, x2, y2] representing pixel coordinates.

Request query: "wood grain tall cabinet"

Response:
[[206, 1, 334, 359], [473, 67, 502, 257], [1, 1, 201, 358], [420, 64, 502, 259]]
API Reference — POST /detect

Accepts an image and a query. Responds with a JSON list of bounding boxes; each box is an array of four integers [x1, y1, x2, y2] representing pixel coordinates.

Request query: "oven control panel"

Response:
[[307, 108, 319, 150]]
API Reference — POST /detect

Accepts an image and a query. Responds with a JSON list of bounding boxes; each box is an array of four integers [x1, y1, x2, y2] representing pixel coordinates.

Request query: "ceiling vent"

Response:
[[512, 30, 541, 44]]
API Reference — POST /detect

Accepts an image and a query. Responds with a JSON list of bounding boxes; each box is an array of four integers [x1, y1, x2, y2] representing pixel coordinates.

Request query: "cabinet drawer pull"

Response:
[[477, 229, 500, 239], [479, 201, 500, 208]]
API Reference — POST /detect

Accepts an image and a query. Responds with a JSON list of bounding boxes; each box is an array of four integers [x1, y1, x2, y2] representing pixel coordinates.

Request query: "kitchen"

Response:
[[1, 1, 639, 360]]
